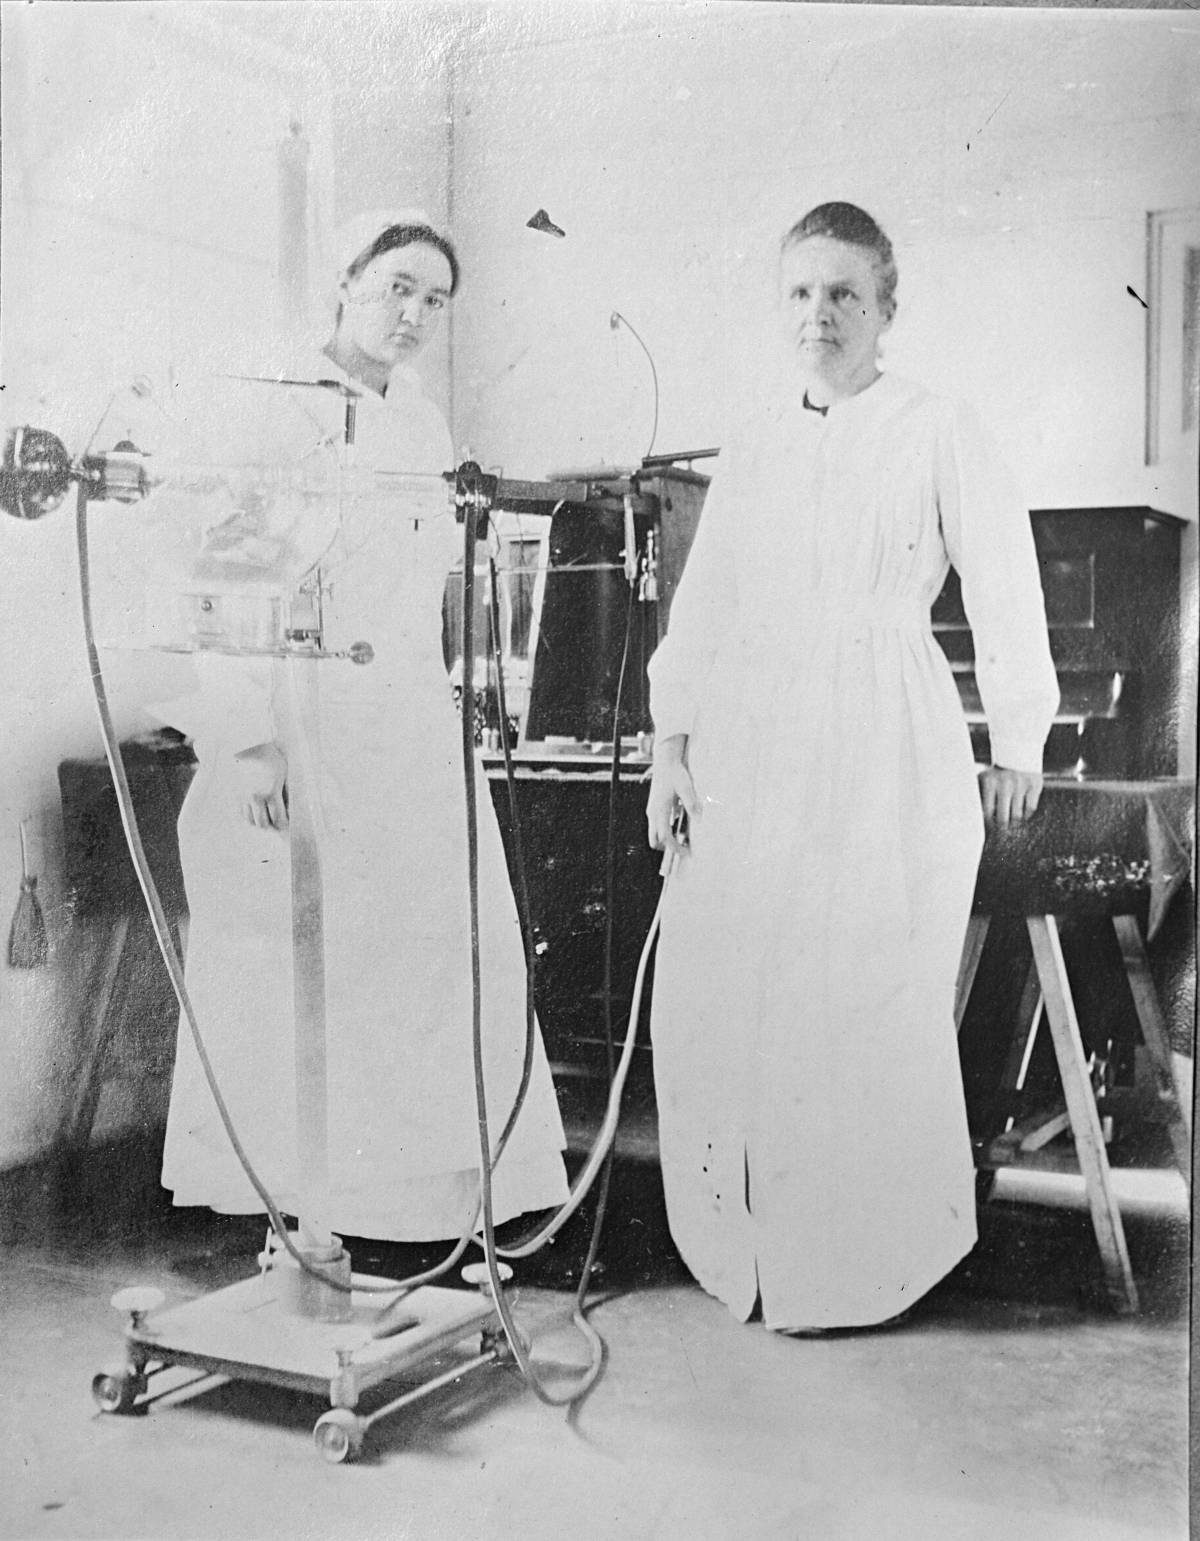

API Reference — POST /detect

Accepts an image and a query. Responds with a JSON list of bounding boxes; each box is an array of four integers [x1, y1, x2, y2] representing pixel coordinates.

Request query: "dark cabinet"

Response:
[[933, 508, 1186, 778]]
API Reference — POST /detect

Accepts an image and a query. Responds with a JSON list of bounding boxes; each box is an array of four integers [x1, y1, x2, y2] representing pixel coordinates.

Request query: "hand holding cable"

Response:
[[646, 733, 698, 860]]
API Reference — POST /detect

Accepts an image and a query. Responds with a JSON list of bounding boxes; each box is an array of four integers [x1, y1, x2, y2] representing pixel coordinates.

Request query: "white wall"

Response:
[[273, 1, 461, 411], [0, 0, 471, 1168], [0, 2, 338, 1161], [449, 3, 1199, 524], [0, 0, 470, 1165]]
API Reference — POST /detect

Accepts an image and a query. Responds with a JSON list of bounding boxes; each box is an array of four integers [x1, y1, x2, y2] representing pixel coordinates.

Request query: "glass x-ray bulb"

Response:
[[86, 374, 346, 656]]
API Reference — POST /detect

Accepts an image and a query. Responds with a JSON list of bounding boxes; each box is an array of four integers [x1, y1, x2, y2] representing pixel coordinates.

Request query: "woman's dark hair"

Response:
[[346, 223, 461, 296], [781, 202, 897, 317]]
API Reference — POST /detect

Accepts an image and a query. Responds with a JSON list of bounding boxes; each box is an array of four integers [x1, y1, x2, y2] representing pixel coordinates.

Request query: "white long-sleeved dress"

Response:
[[159, 364, 567, 1239], [646, 372, 1059, 1330]]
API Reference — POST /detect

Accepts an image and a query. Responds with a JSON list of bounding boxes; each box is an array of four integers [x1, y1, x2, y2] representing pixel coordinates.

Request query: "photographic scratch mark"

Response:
[[980, 89, 1013, 133], [969, 88, 1014, 150], [824, 44, 849, 84], [1127, 285, 1149, 310]]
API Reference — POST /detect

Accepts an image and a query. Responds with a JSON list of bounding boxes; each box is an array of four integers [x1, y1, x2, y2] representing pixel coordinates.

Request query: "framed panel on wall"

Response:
[[1145, 207, 1200, 470]]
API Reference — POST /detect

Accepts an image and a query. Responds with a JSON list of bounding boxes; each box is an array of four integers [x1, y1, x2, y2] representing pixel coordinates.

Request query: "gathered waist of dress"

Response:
[[807, 590, 929, 628], [704, 592, 937, 724], [732, 590, 932, 650]]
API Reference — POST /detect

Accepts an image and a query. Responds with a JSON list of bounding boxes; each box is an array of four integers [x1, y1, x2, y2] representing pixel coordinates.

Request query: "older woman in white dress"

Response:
[[160, 211, 567, 1240], [645, 202, 1059, 1332]]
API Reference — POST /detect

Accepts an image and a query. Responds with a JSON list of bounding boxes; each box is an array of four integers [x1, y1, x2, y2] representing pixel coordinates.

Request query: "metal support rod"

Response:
[[281, 656, 333, 1250], [359, 1349, 501, 1430]]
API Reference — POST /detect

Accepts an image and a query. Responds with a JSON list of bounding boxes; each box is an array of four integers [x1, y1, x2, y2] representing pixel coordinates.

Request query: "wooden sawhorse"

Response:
[[955, 909, 1192, 1315]]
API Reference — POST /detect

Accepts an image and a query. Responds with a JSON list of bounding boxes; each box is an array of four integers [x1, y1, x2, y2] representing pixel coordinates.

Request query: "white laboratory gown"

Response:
[[646, 372, 1059, 1330], [159, 362, 567, 1239]]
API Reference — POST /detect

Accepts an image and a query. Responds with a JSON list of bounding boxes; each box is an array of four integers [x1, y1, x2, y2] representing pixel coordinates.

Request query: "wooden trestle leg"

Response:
[[1111, 914, 1192, 1192], [1025, 915, 1139, 1315]]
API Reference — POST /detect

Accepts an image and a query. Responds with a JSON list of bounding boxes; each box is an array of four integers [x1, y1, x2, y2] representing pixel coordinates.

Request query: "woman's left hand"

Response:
[[979, 765, 1043, 829], [233, 742, 289, 831]]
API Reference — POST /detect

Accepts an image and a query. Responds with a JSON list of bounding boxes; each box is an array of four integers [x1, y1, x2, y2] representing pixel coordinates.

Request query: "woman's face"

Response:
[[338, 241, 454, 369], [779, 236, 893, 402]]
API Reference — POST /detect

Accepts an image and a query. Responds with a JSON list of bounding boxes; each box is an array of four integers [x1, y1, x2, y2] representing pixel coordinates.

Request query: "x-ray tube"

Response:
[[86, 374, 346, 657]]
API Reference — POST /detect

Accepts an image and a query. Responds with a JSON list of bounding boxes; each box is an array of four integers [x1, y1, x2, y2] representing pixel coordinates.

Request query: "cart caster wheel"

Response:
[[314, 1409, 365, 1464], [92, 1365, 145, 1414]]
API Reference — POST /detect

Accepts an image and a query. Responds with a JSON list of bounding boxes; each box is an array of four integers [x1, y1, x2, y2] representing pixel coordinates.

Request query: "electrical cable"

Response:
[[571, 573, 639, 1329], [480, 518, 655, 1263], [486, 547, 540, 1136], [517, 542, 631, 1365], [72, 485, 310, 1270], [610, 312, 660, 461], [372, 527, 646, 1326], [456, 476, 655, 1407], [478, 532, 640, 1374], [369, 544, 545, 1322], [368, 537, 547, 1321], [453, 480, 561, 1394], [489, 854, 670, 1261]]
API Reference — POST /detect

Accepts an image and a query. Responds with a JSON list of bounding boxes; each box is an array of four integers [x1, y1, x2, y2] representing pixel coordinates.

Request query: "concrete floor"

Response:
[[0, 1155, 1190, 1541]]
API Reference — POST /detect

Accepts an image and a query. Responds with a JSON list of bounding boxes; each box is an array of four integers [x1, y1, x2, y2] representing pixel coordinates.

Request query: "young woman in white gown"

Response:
[[160, 211, 567, 1240], [645, 203, 1059, 1332]]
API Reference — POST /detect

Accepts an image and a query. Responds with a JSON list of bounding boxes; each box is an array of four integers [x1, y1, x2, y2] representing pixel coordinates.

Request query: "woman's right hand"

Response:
[[233, 742, 289, 831], [646, 734, 700, 859]]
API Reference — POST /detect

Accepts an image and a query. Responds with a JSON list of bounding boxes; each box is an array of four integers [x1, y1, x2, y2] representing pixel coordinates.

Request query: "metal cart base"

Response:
[[93, 1267, 515, 1463]]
